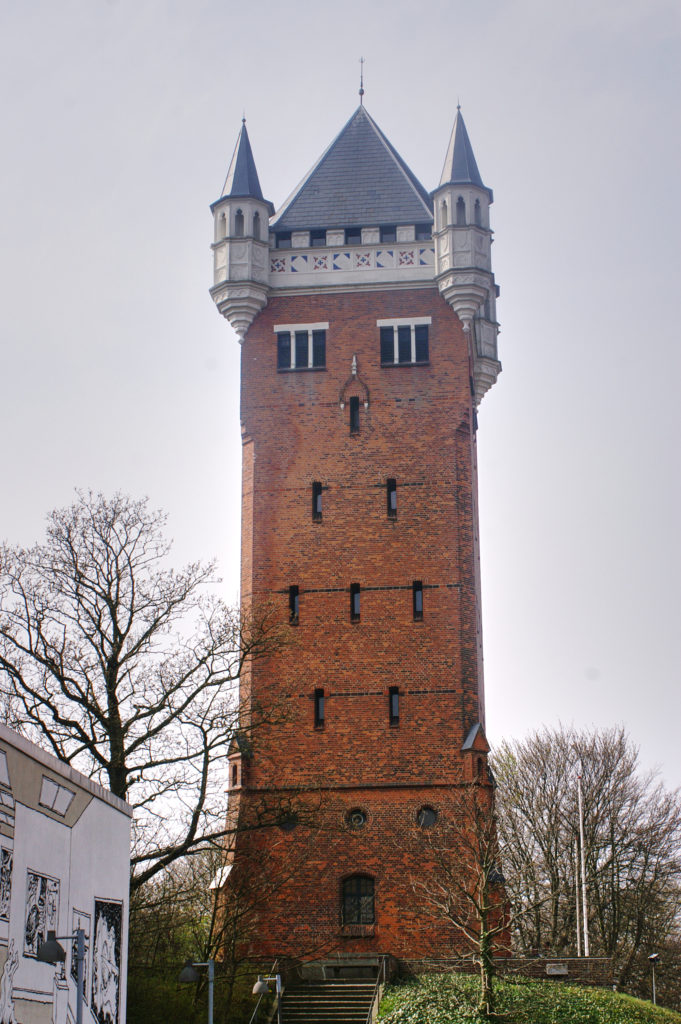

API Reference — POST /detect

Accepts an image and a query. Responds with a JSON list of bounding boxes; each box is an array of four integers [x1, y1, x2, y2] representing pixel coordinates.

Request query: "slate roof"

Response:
[[271, 105, 433, 232], [218, 120, 273, 211], [439, 108, 491, 197]]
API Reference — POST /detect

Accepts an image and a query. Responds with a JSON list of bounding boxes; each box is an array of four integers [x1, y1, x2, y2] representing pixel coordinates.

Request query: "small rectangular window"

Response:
[[295, 331, 308, 369], [413, 580, 423, 620], [312, 482, 322, 521], [345, 227, 361, 245], [350, 583, 360, 622], [312, 330, 326, 367], [289, 585, 299, 625], [277, 332, 291, 369], [380, 225, 397, 243], [387, 478, 397, 518], [415, 324, 429, 362], [397, 326, 412, 364], [415, 223, 432, 240], [389, 686, 400, 725], [310, 230, 326, 247], [276, 232, 292, 249], [314, 688, 325, 727], [349, 396, 360, 434], [380, 327, 394, 364]]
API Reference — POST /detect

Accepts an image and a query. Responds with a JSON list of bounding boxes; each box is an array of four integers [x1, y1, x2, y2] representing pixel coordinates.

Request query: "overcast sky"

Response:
[[2, 0, 679, 788]]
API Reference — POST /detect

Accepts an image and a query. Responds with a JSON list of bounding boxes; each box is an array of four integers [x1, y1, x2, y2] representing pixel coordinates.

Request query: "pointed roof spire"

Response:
[[439, 108, 488, 193], [220, 119, 270, 205], [272, 105, 432, 232]]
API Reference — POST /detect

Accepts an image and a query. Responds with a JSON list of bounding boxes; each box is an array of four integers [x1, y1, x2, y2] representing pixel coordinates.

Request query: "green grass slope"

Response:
[[378, 973, 681, 1024]]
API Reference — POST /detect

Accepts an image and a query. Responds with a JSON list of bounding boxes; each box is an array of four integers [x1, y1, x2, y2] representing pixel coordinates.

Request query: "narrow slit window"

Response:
[[289, 585, 299, 625], [456, 196, 466, 225], [389, 686, 400, 725], [380, 327, 394, 365], [252, 211, 261, 239], [312, 482, 323, 521], [295, 331, 308, 369], [349, 396, 360, 435], [314, 688, 325, 728], [414, 325, 429, 363], [413, 580, 423, 620], [277, 332, 291, 369], [350, 583, 360, 622], [312, 330, 326, 367], [397, 326, 412, 364], [387, 478, 397, 518], [234, 209, 244, 236]]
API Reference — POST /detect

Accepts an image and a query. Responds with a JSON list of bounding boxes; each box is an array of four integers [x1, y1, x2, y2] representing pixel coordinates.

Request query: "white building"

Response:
[[0, 724, 131, 1024]]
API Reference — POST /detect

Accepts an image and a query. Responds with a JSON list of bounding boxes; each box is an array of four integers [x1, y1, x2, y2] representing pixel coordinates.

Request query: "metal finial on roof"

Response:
[[359, 56, 365, 105], [457, 99, 461, 112]]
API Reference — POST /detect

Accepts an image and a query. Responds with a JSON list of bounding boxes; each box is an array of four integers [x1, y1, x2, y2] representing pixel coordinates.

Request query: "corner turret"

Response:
[[209, 120, 274, 340], [433, 109, 501, 404]]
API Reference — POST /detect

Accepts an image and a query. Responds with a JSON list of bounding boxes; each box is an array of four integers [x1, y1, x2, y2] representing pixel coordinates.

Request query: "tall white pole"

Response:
[[574, 841, 581, 957], [577, 769, 590, 957]]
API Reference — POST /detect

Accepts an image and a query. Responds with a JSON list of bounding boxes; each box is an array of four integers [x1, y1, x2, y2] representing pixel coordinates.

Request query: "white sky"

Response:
[[1, 0, 679, 788]]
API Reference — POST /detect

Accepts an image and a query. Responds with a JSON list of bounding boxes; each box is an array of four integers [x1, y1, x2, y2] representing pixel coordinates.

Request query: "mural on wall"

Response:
[[0, 849, 11, 922], [70, 908, 90, 1001], [24, 870, 60, 958], [0, 938, 18, 1024], [91, 899, 122, 1024]]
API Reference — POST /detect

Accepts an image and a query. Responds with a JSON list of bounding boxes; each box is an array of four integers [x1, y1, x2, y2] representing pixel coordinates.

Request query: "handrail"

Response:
[[248, 959, 280, 1024], [365, 955, 387, 1024]]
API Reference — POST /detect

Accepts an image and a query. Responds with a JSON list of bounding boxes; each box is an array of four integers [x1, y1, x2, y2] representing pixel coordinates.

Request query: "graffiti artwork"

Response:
[[23, 870, 59, 958], [91, 899, 122, 1024], [0, 849, 11, 922]]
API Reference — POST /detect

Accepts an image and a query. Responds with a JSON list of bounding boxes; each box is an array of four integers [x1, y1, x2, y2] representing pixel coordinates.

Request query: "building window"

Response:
[[345, 227, 361, 245], [346, 808, 367, 828], [314, 688, 325, 728], [275, 323, 328, 370], [417, 806, 438, 828], [252, 211, 261, 239], [413, 580, 423, 620], [289, 585, 299, 625], [415, 223, 432, 240], [349, 396, 360, 434], [310, 230, 326, 247], [380, 225, 396, 243], [275, 232, 292, 248], [231, 763, 238, 787], [312, 482, 323, 521], [350, 583, 360, 622], [377, 318, 430, 365], [386, 478, 397, 518], [456, 196, 466, 225], [234, 209, 244, 236], [474, 199, 482, 227], [342, 875, 375, 925], [389, 686, 400, 725]]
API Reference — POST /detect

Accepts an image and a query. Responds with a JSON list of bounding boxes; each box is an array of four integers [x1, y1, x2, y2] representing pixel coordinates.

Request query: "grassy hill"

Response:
[[378, 973, 681, 1024]]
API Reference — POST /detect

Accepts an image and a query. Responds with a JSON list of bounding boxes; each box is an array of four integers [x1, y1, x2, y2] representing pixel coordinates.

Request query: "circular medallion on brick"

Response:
[[416, 805, 438, 828], [346, 808, 367, 828]]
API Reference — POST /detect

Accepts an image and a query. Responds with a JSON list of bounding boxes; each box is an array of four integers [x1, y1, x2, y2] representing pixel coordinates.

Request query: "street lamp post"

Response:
[[253, 973, 282, 1024], [179, 958, 215, 1024], [648, 953, 659, 1005], [37, 928, 86, 1024]]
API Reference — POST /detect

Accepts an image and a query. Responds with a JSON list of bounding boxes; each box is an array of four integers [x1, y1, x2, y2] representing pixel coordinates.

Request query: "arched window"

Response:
[[231, 763, 238, 787], [456, 196, 466, 226], [474, 198, 482, 227], [253, 211, 261, 239], [440, 200, 448, 228], [218, 211, 227, 240], [234, 209, 244, 236], [342, 875, 374, 925]]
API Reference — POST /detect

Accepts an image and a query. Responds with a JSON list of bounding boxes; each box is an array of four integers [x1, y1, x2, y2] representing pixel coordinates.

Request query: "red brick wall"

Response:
[[227, 285, 489, 959]]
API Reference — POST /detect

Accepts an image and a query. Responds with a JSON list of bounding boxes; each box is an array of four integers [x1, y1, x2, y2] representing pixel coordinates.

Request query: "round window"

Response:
[[417, 806, 438, 828], [347, 808, 367, 828], [278, 812, 298, 832]]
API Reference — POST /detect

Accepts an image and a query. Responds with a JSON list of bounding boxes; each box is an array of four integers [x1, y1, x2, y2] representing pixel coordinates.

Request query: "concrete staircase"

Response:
[[280, 980, 378, 1024]]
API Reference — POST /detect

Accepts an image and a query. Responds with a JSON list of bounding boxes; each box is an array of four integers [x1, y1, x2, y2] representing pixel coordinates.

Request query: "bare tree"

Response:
[[0, 491, 286, 889], [410, 778, 509, 1017], [493, 726, 681, 1001]]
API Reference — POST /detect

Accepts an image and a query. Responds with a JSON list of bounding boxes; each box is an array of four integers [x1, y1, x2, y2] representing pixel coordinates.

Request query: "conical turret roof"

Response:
[[439, 108, 490, 195], [219, 120, 272, 209], [272, 105, 433, 232]]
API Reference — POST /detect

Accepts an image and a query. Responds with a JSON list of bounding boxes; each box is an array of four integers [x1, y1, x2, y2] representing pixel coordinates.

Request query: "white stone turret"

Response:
[[433, 109, 501, 404], [209, 120, 274, 340]]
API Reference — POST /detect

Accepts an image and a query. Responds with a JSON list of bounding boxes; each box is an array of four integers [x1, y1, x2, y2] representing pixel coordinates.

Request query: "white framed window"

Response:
[[39, 776, 76, 816], [377, 317, 431, 365], [275, 322, 328, 370]]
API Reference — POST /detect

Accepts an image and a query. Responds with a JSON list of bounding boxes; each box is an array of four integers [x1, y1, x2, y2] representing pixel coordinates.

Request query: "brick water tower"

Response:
[[210, 97, 501, 963]]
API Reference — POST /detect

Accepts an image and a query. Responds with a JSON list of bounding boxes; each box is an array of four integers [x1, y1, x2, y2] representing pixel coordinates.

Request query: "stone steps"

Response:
[[280, 981, 378, 1024]]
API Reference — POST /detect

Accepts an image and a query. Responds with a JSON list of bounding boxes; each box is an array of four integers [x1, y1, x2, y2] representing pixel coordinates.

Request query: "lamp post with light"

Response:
[[648, 953, 659, 1005], [252, 973, 282, 1024], [178, 958, 215, 1024], [37, 928, 86, 1024]]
